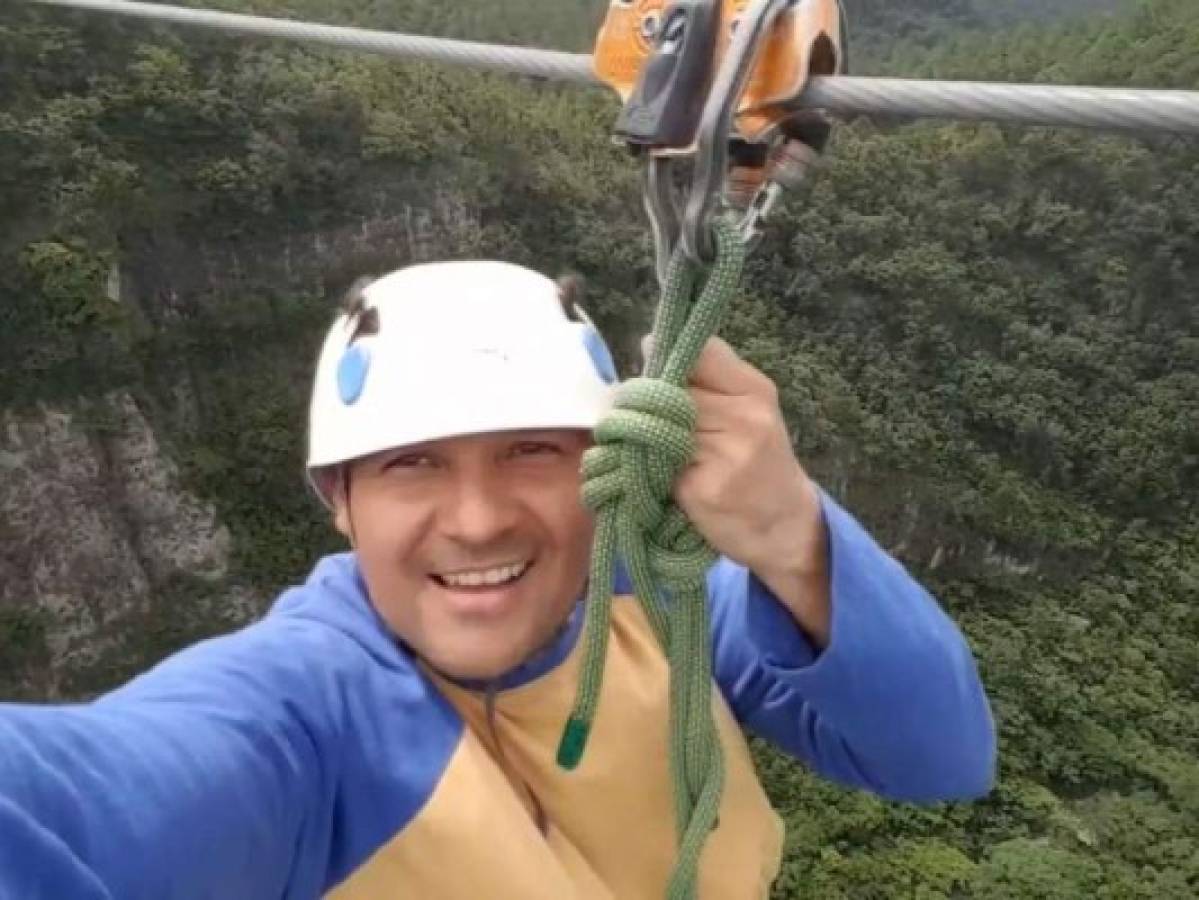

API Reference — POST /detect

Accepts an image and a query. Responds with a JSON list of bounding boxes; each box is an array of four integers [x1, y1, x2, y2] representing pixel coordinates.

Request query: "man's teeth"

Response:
[[440, 562, 530, 588]]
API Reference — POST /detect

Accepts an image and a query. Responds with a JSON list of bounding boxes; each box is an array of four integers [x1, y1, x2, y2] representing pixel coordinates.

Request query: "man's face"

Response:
[[331, 429, 594, 681]]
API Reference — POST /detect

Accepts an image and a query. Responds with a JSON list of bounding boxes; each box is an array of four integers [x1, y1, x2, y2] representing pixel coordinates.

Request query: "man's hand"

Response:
[[660, 336, 832, 648]]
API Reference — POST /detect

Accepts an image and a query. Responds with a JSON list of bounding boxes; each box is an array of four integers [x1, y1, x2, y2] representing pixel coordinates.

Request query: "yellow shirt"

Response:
[[328, 598, 784, 900]]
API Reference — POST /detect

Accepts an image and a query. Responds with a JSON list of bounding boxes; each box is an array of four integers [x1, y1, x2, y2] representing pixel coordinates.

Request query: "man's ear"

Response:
[[332, 495, 352, 542], [314, 466, 353, 540]]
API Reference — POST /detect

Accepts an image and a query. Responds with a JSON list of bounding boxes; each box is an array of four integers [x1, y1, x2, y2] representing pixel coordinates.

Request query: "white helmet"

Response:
[[306, 260, 619, 504]]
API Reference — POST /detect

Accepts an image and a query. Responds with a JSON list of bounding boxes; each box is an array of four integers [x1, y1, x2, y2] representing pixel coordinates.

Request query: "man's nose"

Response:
[[439, 473, 521, 545]]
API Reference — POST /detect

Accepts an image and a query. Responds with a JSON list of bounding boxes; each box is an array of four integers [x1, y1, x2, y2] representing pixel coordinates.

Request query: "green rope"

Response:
[[557, 218, 746, 900]]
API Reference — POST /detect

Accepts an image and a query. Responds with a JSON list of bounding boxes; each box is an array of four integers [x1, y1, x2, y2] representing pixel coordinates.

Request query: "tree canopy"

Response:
[[0, 0, 1195, 895]]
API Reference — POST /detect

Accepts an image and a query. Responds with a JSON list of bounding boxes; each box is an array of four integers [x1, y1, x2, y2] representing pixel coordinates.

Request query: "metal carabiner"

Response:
[[679, 0, 793, 264], [644, 155, 681, 287]]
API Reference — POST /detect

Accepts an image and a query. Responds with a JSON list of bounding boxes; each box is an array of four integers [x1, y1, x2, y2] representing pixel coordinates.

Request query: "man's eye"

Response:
[[384, 454, 435, 470], [511, 442, 561, 458]]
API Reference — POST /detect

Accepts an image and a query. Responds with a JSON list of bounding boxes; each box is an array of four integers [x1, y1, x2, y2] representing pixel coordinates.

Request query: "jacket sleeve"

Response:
[[0, 618, 337, 900], [708, 488, 997, 804]]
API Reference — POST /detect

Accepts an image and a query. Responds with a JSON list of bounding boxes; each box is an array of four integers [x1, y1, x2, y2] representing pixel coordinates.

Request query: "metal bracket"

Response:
[[594, 0, 848, 281]]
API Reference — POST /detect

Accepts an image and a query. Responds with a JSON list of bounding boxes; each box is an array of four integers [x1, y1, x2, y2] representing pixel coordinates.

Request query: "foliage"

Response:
[[0, 0, 1195, 895]]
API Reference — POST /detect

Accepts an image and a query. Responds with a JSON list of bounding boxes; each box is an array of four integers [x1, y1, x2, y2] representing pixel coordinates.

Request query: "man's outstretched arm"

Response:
[[709, 488, 997, 804], [0, 620, 331, 899]]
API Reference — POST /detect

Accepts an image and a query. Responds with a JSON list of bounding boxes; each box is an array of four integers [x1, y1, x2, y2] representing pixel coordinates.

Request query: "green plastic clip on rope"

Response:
[[557, 217, 746, 900]]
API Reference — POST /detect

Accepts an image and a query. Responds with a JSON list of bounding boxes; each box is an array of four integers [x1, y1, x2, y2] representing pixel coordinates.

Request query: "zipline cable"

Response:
[[802, 77, 1199, 135], [27, 0, 599, 83], [22, 0, 1199, 136]]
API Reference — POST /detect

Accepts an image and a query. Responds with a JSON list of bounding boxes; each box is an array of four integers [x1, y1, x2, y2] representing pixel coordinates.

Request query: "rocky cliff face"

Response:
[[0, 199, 479, 701], [0, 390, 258, 699]]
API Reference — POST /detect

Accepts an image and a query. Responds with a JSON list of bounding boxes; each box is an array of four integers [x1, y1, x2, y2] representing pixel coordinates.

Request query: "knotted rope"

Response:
[[557, 218, 746, 899]]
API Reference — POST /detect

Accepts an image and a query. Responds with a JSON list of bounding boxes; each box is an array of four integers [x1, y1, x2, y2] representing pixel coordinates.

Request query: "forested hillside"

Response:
[[1, 0, 1195, 896]]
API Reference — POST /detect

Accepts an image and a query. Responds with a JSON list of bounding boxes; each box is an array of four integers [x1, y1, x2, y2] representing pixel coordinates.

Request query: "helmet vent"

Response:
[[340, 275, 380, 345], [556, 273, 586, 322], [348, 306, 379, 345]]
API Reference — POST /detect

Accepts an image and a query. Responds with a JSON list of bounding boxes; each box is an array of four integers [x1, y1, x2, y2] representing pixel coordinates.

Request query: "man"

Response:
[[0, 260, 995, 898]]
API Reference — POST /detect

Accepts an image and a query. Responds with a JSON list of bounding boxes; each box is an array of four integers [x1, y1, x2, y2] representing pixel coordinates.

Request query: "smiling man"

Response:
[[333, 427, 595, 683], [0, 261, 996, 899]]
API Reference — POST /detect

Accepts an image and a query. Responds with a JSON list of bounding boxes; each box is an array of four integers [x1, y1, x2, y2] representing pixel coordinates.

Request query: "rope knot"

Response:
[[581, 376, 714, 584]]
